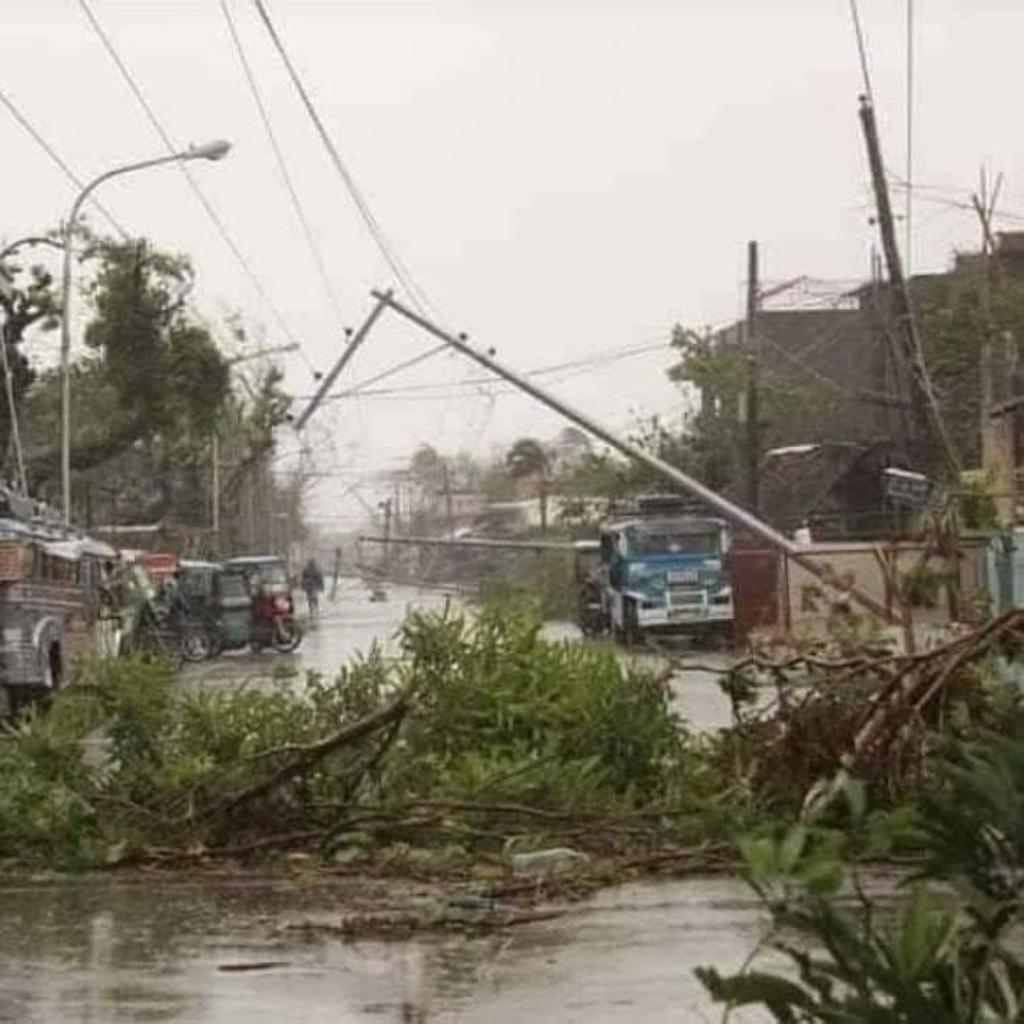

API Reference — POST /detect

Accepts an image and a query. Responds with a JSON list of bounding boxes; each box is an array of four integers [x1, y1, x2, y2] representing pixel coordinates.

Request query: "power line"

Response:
[[249, 0, 435, 317], [303, 339, 671, 401], [0, 86, 126, 238], [219, 0, 345, 329], [75, 0, 315, 371], [321, 343, 450, 406], [848, 0, 875, 103]]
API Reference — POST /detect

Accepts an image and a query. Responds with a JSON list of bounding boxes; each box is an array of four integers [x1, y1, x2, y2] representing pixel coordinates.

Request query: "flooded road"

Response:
[[0, 579, 754, 1022], [184, 577, 736, 733], [0, 875, 763, 1023]]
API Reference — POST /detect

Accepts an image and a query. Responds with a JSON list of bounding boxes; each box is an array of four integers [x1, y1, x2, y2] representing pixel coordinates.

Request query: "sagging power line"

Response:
[[219, 0, 346, 329], [76, 0, 314, 371], [249, 0, 435, 317], [0, 86, 126, 238]]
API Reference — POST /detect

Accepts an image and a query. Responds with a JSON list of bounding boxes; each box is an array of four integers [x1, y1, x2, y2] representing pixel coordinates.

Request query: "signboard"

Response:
[[883, 468, 931, 507], [139, 552, 180, 582], [0, 542, 25, 583]]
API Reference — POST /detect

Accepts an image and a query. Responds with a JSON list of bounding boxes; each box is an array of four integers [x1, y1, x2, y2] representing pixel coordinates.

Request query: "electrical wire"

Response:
[[219, 0, 345, 329], [320, 343, 449, 406], [299, 339, 671, 402], [249, 0, 435, 317], [848, 0, 875, 103], [75, 0, 315, 371], [0, 86, 127, 239]]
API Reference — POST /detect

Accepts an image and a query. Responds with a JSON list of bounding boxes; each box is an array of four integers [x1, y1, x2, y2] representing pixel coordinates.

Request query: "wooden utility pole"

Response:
[[330, 545, 342, 600], [972, 174, 1015, 523], [744, 240, 760, 513], [441, 459, 455, 535], [211, 432, 221, 541], [858, 96, 961, 479]]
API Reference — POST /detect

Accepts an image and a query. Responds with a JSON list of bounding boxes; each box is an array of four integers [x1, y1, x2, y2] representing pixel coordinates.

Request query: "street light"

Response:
[[59, 140, 231, 526]]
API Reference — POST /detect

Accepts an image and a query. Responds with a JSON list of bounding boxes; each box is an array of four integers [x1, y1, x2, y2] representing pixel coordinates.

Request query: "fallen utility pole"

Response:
[[858, 96, 961, 479], [369, 288, 892, 621], [359, 534, 590, 553], [293, 290, 392, 431]]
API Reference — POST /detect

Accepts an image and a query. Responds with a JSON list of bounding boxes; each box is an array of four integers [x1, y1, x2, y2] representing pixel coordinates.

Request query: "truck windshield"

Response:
[[631, 531, 719, 556]]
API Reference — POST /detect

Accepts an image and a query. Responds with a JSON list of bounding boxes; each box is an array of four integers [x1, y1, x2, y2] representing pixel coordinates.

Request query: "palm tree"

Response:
[[505, 437, 551, 532]]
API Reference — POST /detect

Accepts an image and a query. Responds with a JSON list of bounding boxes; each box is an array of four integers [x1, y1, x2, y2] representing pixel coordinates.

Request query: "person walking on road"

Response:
[[301, 558, 325, 620]]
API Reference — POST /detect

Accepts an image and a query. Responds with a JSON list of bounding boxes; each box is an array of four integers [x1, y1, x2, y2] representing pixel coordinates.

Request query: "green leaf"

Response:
[[799, 858, 844, 897], [739, 835, 778, 880], [696, 967, 815, 1017], [843, 778, 867, 822], [778, 825, 808, 874]]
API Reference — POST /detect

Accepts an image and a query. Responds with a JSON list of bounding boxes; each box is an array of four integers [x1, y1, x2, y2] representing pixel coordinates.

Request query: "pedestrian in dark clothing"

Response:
[[300, 558, 325, 620]]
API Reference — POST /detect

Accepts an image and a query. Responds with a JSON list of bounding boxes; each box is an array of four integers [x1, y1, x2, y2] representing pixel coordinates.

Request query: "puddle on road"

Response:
[[0, 876, 765, 1023]]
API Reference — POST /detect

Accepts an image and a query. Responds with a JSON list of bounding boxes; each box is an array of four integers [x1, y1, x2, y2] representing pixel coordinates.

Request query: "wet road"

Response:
[[0, 579, 754, 1023], [184, 577, 736, 733], [0, 876, 764, 1023]]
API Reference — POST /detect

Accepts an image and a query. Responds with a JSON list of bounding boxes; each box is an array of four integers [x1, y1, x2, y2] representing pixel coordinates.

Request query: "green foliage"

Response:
[[478, 551, 580, 619], [0, 604, 715, 869], [23, 233, 231, 522], [698, 733, 1024, 1022], [389, 603, 688, 808], [505, 437, 550, 481], [0, 246, 57, 468], [917, 266, 1024, 468], [959, 471, 999, 530]]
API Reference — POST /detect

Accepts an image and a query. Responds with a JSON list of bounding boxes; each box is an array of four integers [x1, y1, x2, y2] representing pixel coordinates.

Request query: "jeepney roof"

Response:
[[602, 515, 726, 535], [0, 519, 116, 559], [181, 559, 220, 571], [44, 537, 117, 561], [224, 555, 286, 566]]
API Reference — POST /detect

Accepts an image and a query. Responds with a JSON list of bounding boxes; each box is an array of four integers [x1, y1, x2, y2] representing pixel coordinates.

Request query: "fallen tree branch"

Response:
[[196, 689, 412, 824]]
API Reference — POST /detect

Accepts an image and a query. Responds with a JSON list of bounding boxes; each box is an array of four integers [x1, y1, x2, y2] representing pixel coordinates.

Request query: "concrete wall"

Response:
[[776, 539, 989, 643]]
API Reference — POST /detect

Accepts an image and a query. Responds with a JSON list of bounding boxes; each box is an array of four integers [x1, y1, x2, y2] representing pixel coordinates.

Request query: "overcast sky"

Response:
[[3, 0, 1023, 527]]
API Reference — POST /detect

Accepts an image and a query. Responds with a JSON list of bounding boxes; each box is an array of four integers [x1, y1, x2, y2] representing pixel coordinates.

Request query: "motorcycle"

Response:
[[250, 591, 303, 653]]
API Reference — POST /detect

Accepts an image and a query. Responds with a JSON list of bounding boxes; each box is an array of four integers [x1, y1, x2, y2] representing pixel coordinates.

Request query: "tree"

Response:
[[506, 437, 551, 531], [22, 234, 230, 524], [0, 246, 59, 474]]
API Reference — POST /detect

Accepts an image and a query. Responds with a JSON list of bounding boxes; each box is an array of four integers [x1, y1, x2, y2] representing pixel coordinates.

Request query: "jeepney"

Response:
[[0, 516, 117, 713], [598, 511, 733, 645]]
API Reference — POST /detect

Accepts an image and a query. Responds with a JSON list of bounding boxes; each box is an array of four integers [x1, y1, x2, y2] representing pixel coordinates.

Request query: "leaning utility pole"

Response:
[[744, 240, 760, 513], [858, 96, 961, 479], [293, 291, 392, 431], [369, 289, 892, 620]]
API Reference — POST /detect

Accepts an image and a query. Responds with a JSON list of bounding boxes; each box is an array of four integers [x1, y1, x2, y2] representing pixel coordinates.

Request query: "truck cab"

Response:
[[599, 514, 732, 644]]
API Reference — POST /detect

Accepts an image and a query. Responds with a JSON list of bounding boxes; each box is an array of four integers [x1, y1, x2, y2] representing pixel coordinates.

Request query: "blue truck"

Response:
[[596, 509, 733, 645]]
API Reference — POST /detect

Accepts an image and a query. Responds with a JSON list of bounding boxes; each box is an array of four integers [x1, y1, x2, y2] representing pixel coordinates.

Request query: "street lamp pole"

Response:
[[59, 139, 231, 526]]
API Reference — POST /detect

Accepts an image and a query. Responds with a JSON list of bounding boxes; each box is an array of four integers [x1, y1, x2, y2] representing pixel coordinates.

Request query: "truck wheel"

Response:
[[623, 598, 643, 648], [44, 642, 63, 690]]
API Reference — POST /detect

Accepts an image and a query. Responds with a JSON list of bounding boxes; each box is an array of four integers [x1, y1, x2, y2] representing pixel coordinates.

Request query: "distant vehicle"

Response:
[[597, 513, 733, 646], [201, 563, 254, 655], [572, 539, 604, 637], [221, 555, 302, 653], [0, 518, 117, 714]]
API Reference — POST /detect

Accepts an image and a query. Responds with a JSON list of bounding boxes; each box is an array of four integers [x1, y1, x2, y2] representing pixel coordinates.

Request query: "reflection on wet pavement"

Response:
[[0, 876, 764, 1023]]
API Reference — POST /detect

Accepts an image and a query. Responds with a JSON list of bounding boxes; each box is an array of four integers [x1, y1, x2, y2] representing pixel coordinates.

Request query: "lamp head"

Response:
[[187, 139, 232, 162]]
